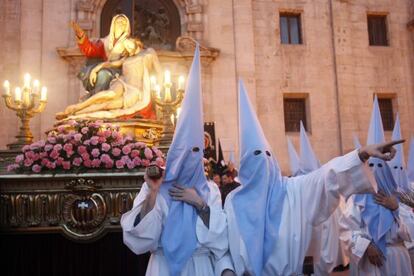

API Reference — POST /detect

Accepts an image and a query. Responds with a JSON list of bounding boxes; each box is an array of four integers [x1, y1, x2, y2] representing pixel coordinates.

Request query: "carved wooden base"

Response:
[[0, 171, 144, 241]]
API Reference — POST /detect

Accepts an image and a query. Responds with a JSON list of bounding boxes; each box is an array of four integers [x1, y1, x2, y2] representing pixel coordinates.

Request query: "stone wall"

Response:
[[0, 0, 413, 175]]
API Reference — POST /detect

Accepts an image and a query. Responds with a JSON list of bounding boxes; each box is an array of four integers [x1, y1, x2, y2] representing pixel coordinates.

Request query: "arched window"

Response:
[[101, 0, 181, 50]]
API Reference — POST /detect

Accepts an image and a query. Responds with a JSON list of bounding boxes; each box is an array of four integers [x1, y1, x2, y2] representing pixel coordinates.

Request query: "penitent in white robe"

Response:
[[339, 196, 413, 276], [220, 150, 376, 276], [310, 205, 349, 276], [121, 181, 228, 276]]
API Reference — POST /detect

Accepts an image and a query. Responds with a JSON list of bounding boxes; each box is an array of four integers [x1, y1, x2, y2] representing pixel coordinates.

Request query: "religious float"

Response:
[[0, 4, 219, 272]]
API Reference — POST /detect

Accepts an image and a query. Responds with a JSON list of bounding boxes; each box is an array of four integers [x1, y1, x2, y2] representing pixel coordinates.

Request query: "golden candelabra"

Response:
[[2, 73, 48, 150], [151, 70, 185, 148]]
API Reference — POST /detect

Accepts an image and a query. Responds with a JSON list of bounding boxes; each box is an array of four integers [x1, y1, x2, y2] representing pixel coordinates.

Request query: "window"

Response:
[[378, 98, 394, 131], [367, 15, 388, 46], [280, 13, 302, 44], [284, 97, 307, 132]]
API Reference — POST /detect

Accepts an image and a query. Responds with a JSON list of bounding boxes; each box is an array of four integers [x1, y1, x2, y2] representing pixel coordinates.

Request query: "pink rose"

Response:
[[130, 150, 140, 158], [49, 150, 59, 160], [121, 156, 131, 163], [83, 140, 90, 146], [112, 148, 121, 157], [62, 161, 71, 170], [41, 158, 49, 166], [74, 133, 82, 142], [144, 148, 153, 160], [155, 157, 165, 167], [135, 142, 146, 149], [63, 143, 73, 152], [53, 144, 62, 152], [81, 127, 89, 134], [66, 150, 74, 157], [91, 148, 100, 158], [81, 152, 90, 161], [24, 159, 34, 167], [68, 120, 78, 127], [46, 161, 56, 169], [47, 136, 56, 144], [30, 143, 40, 150], [15, 154, 24, 163], [57, 125, 65, 133], [22, 145, 30, 152], [101, 143, 111, 152], [105, 159, 114, 169], [115, 159, 126, 169], [83, 159, 92, 168], [39, 152, 48, 158], [32, 164, 41, 173], [98, 136, 106, 143], [90, 136, 99, 146], [77, 146, 87, 154], [100, 154, 111, 163], [25, 151, 35, 160], [32, 153, 40, 161], [133, 157, 141, 166], [126, 160, 135, 169], [44, 144, 53, 152], [104, 130, 112, 138], [141, 159, 150, 167], [122, 145, 132, 155], [91, 159, 101, 168], [72, 157, 82, 166], [56, 157, 64, 166]]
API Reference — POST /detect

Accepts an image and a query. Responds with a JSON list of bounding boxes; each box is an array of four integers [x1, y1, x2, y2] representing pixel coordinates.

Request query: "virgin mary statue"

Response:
[[56, 38, 163, 120]]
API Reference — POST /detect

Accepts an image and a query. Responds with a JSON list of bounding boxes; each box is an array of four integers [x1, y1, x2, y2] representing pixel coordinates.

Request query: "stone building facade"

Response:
[[0, 0, 413, 174]]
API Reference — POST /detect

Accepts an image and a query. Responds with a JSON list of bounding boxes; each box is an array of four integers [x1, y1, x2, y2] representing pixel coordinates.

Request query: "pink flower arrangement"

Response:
[[8, 120, 165, 174]]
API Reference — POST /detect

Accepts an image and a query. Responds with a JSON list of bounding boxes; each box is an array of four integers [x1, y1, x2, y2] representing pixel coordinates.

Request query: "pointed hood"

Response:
[[299, 121, 320, 173], [408, 138, 414, 183], [287, 137, 300, 176], [353, 134, 362, 149], [159, 44, 209, 276], [354, 96, 397, 256], [388, 114, 409, 191], [230, 80, 286, 276], [367, 95, 385, 145]]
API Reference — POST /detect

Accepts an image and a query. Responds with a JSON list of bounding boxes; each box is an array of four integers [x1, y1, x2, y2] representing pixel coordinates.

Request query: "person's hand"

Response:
[[168, 184, 205, 210], [144, 169, 165, 193], [365, 243, 384, 267], [358, 139, 405, 162], [374, 190, 399, 211], [70, 20, 85, 39], [221, 269, 236, 276], [89, 65, 102, 86]]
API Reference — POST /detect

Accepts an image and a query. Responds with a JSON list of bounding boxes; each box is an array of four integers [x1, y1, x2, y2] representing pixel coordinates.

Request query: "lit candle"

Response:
[[150, 75, 157, 89], [40, 87, 47, 102], [23, 73, 31, 88], [164, 70, 171, 84], [33, 79, 40, 94], [14, 87, 22, 102], [178, 75, 185, 90], [155, 84, 161, 99], [3, 80, 10, 96]]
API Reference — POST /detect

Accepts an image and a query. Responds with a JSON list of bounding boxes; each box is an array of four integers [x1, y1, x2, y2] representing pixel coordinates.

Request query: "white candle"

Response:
[[155, 84, 161, 98], [3, 80, 10, 96], [178, 75, 185, 90], [164, 70, 171, 84], [14, 87, 22, 102], [33, 79, 40, 94], [23, 73, 31, 88], [150, 75, 157, 89], [176, 107, 182, 119], [40, 87, 47, 101]]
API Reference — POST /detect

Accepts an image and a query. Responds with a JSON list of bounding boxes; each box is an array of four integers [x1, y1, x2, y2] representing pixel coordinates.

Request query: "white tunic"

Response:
[[339, 196, 412, 276], [121, 181, 228, 276], [222, 150, 376, 276]]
